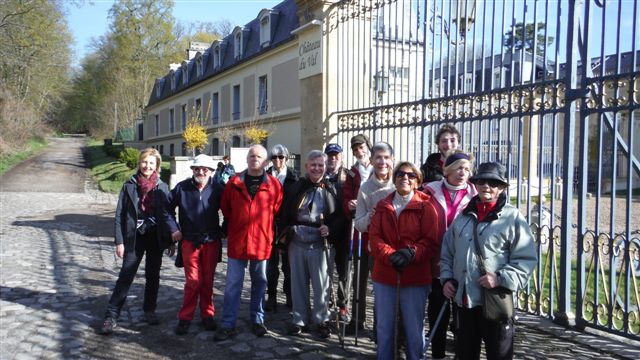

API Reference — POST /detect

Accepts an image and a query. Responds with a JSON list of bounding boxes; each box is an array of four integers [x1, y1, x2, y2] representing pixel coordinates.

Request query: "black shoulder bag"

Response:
[[471, 217, 514, 322]]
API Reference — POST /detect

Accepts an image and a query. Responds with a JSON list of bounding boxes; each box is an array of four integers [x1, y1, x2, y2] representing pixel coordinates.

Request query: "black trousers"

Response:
[[350, 250, 370, 325], [266, 245, 291, 302], [106, 231, 163, 319], [454, 305, 514, 360], [427, 277, 451, 358], [333, 242, 349, 308]]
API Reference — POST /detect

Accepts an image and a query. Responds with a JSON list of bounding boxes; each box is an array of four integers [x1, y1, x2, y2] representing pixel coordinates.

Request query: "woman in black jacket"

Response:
[[99, 148, 171, 335]]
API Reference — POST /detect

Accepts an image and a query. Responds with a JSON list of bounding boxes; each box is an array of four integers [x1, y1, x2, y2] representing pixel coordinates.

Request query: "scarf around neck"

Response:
[[136, 171, 158, 214]]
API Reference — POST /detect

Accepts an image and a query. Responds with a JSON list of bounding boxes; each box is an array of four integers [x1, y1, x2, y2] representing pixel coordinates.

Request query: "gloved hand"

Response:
[[389, 247, 415, 272]]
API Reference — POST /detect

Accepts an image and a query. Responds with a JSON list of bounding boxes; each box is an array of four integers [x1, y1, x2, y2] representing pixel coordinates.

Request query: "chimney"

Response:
[[187, 41, 209, 60]]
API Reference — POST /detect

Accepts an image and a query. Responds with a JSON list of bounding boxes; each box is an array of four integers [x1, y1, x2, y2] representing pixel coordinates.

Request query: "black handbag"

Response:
[[471, 216, 514, 322]]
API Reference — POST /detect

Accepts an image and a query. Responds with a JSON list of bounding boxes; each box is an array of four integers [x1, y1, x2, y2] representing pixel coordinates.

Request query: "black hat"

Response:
[[470, 162, 508, 186], [350, 134, 372, 149], [324, 143, 343, 154]]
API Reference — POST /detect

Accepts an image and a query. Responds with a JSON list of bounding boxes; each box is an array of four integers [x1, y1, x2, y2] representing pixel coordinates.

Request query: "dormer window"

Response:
[[213, 43, 221, 69], [233, 27, 243, 59], [196, 54, 203, 78], [181, 62, 188, 86], [259, 9, 271, 47], [155, 78, 163, 98], [170, 70, 176, 91]]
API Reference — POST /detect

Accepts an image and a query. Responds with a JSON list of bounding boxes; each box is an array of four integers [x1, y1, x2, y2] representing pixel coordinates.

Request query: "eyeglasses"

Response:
[[271, 155, 285, 160], [395, 170, 418, 180], [192, 167, 211, 173], [475, 179, 503, 187]]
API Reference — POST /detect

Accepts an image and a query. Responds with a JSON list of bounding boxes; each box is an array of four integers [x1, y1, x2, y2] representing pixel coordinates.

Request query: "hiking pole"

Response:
[[353, 231, 362, 346], [393, 271, 401, 360], [339, 223, 355, 348], [320, 214, 339, 342], [423, 298, 450, 358]]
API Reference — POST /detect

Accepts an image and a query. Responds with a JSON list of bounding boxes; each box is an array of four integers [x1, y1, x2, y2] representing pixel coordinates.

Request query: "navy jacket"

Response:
[[165, 177, 224, 247]]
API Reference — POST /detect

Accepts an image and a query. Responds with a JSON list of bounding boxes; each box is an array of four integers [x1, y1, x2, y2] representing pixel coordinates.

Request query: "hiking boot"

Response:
[[213, 327, 237, 341], [175, 320, 190, 335], [344, 321, 364, 335], [144, 311, 160, 325], [252, 322, 268, 337], [287, 323, 303, 336], [202, 317, 217, 331], [317, 323, 331, 339], [98, 317, 116, 335], [265, 296, 277, 313]]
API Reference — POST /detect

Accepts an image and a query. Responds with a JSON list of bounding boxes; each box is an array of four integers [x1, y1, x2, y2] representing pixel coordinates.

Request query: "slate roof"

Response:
[[147, 0, 299, 107]]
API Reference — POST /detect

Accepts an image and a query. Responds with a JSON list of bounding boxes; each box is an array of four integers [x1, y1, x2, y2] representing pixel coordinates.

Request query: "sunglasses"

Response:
[[475, 179, 503, 187], [271, 155, 285, 160], [395, 170, 418, 180], [192, 167, 211, 173]]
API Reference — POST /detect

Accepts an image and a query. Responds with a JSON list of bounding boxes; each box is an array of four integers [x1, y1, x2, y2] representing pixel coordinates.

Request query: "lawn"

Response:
[[0, 137, 47, 175]]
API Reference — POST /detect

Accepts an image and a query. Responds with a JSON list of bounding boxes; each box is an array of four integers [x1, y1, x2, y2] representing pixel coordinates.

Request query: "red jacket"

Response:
[[369, 191, 440, 286], [221, 171, 283, 260], [342, 165, 367, 253]]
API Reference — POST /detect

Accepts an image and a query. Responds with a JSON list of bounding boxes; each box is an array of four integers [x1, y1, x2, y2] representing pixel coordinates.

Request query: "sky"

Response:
[[66, 0, 281, 67]]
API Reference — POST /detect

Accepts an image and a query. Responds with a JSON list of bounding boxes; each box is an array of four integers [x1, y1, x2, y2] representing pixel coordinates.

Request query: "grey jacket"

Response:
[[440, 193, 537, 308]]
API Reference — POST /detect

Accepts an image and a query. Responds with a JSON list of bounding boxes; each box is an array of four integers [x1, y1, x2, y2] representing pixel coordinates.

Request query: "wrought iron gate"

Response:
[[324, 0, 639, 339]]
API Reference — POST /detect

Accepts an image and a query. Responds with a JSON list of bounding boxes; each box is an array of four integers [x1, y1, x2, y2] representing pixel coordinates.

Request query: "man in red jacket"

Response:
[[214, 145, 283, 341]]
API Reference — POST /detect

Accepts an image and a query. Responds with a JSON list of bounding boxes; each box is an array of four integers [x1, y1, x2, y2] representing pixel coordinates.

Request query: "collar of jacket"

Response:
[[235, 170, 270, 186], [189, 176, 215, 190], [378, 190, 430, 213], [267, 165, 297, 181], [462, 192, 507, 222]]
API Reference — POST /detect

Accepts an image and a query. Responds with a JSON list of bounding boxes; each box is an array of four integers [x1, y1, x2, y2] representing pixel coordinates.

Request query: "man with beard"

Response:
[[215, 145, 283, 340], [166, 154, 224, 335]]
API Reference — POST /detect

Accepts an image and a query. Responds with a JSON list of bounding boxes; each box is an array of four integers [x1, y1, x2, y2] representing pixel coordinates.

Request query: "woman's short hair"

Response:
[[371, 141, 394, 157], [138, 148, 162, 170], [392, 161, 423, 185], [270, 144, 289, 158], [443, 150, 475, 177], [306, 149, 327, 162]]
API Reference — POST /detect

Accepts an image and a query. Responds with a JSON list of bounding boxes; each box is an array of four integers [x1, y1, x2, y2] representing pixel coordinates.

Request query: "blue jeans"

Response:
[[221, 258, 267, 329], [373, 281, 430, 360]]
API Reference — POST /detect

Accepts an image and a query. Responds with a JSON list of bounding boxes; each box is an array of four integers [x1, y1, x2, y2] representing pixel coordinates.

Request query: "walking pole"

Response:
[[320, 214, 339, 342], [423, 299, 450, 358], [353, 231, 362, 346], [393, 271, 401, 360], [339, 223, 355, 348]]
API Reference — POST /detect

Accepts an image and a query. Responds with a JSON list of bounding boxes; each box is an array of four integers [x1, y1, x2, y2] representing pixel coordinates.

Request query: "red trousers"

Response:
[[178, 240, 220, 321]]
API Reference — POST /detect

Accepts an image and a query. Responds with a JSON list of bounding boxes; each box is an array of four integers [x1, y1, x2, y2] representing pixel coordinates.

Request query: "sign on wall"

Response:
[[296, 22, 323, 79]]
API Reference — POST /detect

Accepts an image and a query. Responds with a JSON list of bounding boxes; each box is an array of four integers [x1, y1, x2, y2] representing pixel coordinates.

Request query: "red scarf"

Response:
[[136, 171, 158, 215], [476, 201, 498, 222]]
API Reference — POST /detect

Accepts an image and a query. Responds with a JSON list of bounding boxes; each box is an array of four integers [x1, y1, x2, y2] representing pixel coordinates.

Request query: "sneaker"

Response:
[[287, 323, 302, 336], [144, 311, 160, 325], [344, 321, 364, 335], [317, 323, 331, 339], [265, 296, 277, 313], [252, 322, 268, 337], [175, 320, 190, 335], [202, 317, 217, 331], [213, 327, 237, 341], [98, 317, 116, 335]]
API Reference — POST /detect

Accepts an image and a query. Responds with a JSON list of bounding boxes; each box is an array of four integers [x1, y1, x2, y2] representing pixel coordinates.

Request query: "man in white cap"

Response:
[[165, 154, 225, 335]]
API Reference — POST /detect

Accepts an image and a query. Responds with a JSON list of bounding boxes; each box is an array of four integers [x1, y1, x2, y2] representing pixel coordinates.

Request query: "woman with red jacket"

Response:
[[369, 161, 440, 360]]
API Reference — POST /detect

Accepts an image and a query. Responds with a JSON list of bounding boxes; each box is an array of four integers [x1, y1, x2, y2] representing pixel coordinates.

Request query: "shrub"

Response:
[[118, 147, 139, 169], [104, 143, 124, 157]]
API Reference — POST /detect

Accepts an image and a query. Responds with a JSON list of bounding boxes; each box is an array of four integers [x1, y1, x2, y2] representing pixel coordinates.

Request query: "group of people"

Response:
[[98, 125, 537, 360]]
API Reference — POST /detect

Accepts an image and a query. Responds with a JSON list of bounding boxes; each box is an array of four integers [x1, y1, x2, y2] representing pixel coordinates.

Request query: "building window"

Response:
[[182, 63, 188, 86], [232, 135, 241, 147], [232, 84, 241, 120], [211, 138, 219, 155], [154, 114, 159, 137], [155, 79, 163, 98], [159, 145, 164, 155], [234, 31, 242, 59], [196, 55, 203, 78], [212, 92, 219, 124], [260, 16, 270, 47], [138, 122, 144, 141], [170, 143, 175, 156], [258, 75, 268, 114], [181, 142, 187, 156], [169, 109, 175, 133], [195, 98, 202, 122], [181, 104, 187, 130], [213, 45, 220, 69], [170, 70, 176, 91]]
